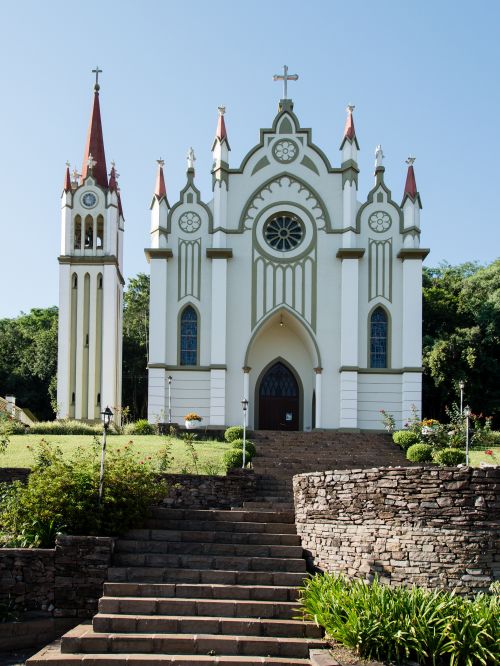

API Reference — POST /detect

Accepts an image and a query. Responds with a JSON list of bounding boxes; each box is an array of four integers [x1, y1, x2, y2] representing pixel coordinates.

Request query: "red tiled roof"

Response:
[[155, 163, 167, 198], [404, 165, 418, 199], [63, 165, 71, 192], [81, 91, 108, 188]]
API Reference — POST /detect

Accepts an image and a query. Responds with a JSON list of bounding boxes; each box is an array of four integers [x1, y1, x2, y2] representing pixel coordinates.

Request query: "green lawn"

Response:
[[0, 434, 231, 474], [469, 447, 500, 467]]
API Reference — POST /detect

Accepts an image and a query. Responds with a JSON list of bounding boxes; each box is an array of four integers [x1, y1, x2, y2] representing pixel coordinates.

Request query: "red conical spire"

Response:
[[343, 105, 356, 141], [212, 106, 230, 151], [81, 87, 108, 188], [155, 159, 167, 198], [63, 162, 71, 192], [403, 157, 418, 200]]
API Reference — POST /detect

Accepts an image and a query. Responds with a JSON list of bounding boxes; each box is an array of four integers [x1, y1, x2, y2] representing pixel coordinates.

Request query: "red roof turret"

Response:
[[63, 163, 71, 192], [155, 159, 167, 198], [212, 106, 230, 151], [403, 158, 418, 200], [81, 88, 108, 188]]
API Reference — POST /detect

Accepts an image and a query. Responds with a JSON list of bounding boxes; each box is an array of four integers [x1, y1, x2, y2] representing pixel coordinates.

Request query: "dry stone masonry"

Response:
[[294, 466, 499, 593]]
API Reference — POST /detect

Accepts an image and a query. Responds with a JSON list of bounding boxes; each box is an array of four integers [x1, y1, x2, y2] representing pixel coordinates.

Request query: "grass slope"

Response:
[[0, 435, 231, 473]]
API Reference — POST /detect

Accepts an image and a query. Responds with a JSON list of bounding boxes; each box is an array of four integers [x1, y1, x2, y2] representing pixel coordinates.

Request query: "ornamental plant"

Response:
[[230, 438, 256, 459], [379, 409, 395, 432], [406, 443, 434, 463], [224, 425, 244, 442], [392, 430, 420, 451], [433, 447, 467, 466], [184, 412, 202, 422]]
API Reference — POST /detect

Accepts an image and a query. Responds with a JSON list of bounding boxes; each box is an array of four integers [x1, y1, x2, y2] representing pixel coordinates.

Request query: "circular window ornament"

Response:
[[272, 139, 299, 164], [179, 211, 201, 233], [368, 211, 392, 232], [81, 191, 97, 209], [264, 214, 304, 252]]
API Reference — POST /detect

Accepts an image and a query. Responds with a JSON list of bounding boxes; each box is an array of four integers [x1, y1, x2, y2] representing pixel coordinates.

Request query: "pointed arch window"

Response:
[[180, 305, 198, 366], [74, 215, 82, 250], [96, 215, 104, 249], [370, 307, 388, 368], [84, 215, 94, 249]]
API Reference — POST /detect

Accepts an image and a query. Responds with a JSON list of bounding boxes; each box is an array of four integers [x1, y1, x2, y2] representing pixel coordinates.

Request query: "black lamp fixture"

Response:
[[101, 406, 113, 430]]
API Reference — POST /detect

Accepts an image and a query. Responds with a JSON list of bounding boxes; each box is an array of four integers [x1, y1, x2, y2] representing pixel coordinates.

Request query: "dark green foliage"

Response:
[[0, 307, 58, 420], [122, 274, 150, 420], [406, 443, 434, 462], [0, 413, 26, 436], [434, 447, 467, 466], [299, 573, 499, 665], [28, 419, 102, 435], [0, 439, 163, 547], [224, 426, 244, 442], [222, 448, 244, 471], [124, 419, 155, 435], [392, 430, 420, 450], [230, 438, 256, 459]]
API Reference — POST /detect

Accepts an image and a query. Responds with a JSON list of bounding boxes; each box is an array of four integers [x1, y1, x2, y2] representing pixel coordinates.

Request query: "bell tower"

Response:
[[57, 69, 124, 421]]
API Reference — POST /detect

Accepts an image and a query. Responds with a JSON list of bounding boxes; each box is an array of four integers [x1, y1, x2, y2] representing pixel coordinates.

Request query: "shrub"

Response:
[[224, 425, 244, 442], [222, 448, 244, 471], [406, 443, 433, 463], [230, 438, 256, 459], [29, 420, 102, 435], [0, 439, 163, 547], [434, 447, 467, 466], [299, 573, 499, 665], [392, 430, 420, 450], [124, 419, 155, 435], [0, 414, 27, 436]]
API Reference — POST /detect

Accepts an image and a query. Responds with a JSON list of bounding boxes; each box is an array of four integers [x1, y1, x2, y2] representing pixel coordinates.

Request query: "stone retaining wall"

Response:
[[0, 548, 55, 613], [161, 469, 256, 509], [294, 466, 500, 593]]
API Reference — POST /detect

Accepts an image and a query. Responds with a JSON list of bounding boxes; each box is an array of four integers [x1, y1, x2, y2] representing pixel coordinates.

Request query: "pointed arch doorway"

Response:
[[256, 359, 302, 430]]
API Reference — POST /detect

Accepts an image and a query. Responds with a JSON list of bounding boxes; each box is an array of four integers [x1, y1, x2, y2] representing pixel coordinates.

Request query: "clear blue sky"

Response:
[[1, 0, 499, 318]]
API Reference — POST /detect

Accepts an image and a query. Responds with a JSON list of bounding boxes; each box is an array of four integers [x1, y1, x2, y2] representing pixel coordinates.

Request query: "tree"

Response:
[[422, 259, 500, 425], [0, 307, 58, 420], [122, 273, 150, 420]]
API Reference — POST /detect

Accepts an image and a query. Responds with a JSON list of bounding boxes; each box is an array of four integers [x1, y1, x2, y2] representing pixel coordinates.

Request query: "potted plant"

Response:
[[184, 412, 202, 429]]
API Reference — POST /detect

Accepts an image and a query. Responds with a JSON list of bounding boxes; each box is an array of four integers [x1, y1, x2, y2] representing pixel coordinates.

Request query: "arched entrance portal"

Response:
[[257, 360, 301, 430]]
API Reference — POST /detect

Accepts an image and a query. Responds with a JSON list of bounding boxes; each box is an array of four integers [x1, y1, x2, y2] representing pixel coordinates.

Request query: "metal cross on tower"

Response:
[[273, 65, 299, 100], [92, 65, 102, 90]]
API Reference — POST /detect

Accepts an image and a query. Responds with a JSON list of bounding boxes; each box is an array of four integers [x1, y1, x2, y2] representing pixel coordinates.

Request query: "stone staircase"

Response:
[[27, 506, 324, 665]]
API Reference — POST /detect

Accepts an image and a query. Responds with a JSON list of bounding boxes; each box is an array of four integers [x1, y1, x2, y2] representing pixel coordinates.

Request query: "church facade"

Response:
[[146, 92, 429, 431]]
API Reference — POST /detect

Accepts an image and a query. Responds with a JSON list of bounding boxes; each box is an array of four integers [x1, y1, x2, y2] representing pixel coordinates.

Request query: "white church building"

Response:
[[57, 69, 429, 431]]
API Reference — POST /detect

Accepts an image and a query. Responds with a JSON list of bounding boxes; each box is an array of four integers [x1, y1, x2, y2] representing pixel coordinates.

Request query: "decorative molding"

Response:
[[369, 239, 392, 302], [339, 366, 424, 374], [148, 363, 227, 372], [242, 366, 251, 373], [336, 248, 365, 259], [313, 367, 323, 374], [144, 248, 173, 262], [206, 248, 233, 259], [397, 248, 430, 261], [58, 255, 124, 285], [178, 238, 201, 301]]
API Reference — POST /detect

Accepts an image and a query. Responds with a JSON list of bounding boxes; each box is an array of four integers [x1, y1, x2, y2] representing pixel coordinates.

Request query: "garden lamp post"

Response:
[[459, 380, 465, 415], [241, 398, 249, 468], [464, 405, 471, 466], [168, 375, 172, 424], [98, 406, 113, 506]]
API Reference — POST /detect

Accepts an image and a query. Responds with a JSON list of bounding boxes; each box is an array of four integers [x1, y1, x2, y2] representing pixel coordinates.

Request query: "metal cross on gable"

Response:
[[273, 65, 299, 100]]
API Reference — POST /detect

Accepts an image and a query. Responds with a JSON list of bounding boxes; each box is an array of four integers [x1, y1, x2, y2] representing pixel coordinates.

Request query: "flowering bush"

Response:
[[184, 412, 202, 422], [379, 409, 395, 432]]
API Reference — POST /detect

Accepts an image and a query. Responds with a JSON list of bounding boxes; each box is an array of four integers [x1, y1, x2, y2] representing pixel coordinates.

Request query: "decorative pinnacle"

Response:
[[187, 147, 196, 170], [66, 160, 70, 168], [92, 65, 102, 92], [110, 160, 119, 180], [218, 105, 226, 116], [157, 158, 165, 167], [273, 65, 299, 99], [347, 104, 355, 113], [406, 156, 416, 166], [71, 168, 81, 182], [87, 153, 97, 171]]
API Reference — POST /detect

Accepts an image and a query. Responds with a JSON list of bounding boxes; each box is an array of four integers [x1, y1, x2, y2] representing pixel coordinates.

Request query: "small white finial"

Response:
[[375, 144, 385, 168], [87, 153, 97, 170], [347, 104, 355, 113], [187, 147, 196, 170], [218, 105, 226, 116], [157, 158, 165, 168], [71, 168, 80, 183], [66, 160, 70, 168], [406, 156, 416, 166]]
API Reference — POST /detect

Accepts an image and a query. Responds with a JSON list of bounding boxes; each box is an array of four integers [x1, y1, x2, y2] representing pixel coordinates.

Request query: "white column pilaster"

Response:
[[401, 255, 424, 427], [338, 254, 361, 429], [209, 257, 228, 425], [74, 269, 85, 419], [101, 265, 119, 413], [57, 264, 71, 418], [314, 368, 322, 428], [87, 272, 97, 417]]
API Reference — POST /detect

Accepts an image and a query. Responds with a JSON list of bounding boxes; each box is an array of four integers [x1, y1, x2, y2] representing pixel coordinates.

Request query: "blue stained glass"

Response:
[[370, 307, 388, 368], [180, 306, 198, 366]]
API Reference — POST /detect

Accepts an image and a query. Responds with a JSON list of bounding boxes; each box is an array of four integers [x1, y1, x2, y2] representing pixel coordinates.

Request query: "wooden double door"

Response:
[[258, 361, 300, 431]]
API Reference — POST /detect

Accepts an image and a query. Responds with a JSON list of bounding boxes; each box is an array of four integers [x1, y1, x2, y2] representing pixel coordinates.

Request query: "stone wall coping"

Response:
[[309, 649, 340, 666]]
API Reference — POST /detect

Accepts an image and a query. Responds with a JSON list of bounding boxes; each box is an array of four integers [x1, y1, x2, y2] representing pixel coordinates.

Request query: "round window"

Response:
[[264, 214, 304, 252]]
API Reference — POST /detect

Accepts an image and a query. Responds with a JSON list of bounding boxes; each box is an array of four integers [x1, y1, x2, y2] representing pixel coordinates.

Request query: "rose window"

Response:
[[179, 211, 201, 233], [272, 139, 298, 163], [264, 214, 304, 251], [368, 211, 392, 232]]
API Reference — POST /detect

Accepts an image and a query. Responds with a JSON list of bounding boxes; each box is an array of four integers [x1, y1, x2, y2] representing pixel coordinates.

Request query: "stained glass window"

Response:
[[260, 362, 298, 397], [180, 305, 198, 366], [370, 307, 388, 368]]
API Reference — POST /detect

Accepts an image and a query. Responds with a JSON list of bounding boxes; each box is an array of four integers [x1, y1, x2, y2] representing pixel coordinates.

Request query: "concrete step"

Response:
[[98, 597, 298, 619], [123, 529, 300, 546], [103, 583, 300, 602], [60, 625, 324, 658], [112, 553, 307, 573], [107, 567, 308, 587], [114, 540, 303, 559], [93, 614, 321, 638], [28, 641, 312, 664], [144, 519, 297, 535], [150, 508, 295, 524], [241, 503, 294, 511]]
